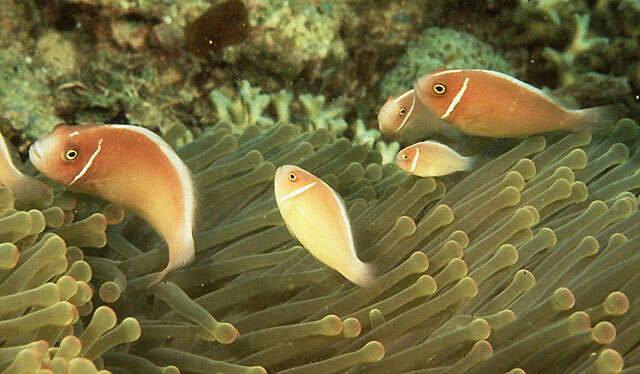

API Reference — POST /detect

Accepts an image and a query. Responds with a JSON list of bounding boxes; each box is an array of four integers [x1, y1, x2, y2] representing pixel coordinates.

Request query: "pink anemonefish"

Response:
[[378, 89, 464, 143], [395, 141, 474, 177], [274, 165, 376, 289], [0, 131, 53, 210], [415, 68, 620, 138], [29, 124, 195, 285]]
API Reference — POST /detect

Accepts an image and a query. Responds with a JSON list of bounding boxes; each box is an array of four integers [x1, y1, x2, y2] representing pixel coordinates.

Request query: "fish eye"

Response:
[[288, 172, 298, 182], [402, 154, 409, 160], [433, 83, 446, 95], [399, 107, 407, 116], [64, 148, 78, 161]]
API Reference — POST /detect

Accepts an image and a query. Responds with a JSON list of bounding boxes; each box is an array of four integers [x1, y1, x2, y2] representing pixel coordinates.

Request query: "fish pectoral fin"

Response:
[[287, 206, 329, 248]]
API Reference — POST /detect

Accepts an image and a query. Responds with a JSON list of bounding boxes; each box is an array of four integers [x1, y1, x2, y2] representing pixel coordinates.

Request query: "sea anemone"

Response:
[[7, 116, 640, 373]]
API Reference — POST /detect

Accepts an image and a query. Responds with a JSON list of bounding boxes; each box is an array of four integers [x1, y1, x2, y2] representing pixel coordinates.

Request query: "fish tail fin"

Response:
[[147, 237, 196, 288], [462, 156, 477, 172], [573, 105, 623, 134], [147, 268, 169, 288], [349, 261, 378, 292]]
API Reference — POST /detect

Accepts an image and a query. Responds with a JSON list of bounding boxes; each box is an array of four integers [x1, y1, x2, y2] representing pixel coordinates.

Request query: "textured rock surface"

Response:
[[380, 28, 515, 99]]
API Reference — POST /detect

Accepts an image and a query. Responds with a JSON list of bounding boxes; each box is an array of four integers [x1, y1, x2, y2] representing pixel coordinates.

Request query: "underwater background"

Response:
[[0, 0, 639, 373]]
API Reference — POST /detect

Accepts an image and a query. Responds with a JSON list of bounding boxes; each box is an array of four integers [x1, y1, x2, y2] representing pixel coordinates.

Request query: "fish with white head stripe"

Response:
[[30, 124, 196, 286], [274, 165, 376, 289]]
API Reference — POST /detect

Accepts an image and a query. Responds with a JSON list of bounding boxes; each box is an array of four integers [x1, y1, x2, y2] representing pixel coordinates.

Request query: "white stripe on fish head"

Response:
[[394, 89, 416, 133], [68, 138, 103, 186], [441, 77, 470, 120], [279, 182, 317, 203], [410, 146, 420, 173]]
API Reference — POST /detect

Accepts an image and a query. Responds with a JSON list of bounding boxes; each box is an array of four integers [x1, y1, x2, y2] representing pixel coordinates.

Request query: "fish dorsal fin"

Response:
[[430, 65, 448, 74], [324, 181, 360, 258], [540, 88, 579, 109]]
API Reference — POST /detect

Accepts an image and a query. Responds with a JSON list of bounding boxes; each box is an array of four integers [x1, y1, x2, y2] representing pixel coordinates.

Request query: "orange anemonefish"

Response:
[[395, 141, 474, 177], [378, 89, 464, 143], [274, 165, 376, 289], [415, 68, 620, 138], [0, 131, 53, 209], [29, 124, 195, 285]]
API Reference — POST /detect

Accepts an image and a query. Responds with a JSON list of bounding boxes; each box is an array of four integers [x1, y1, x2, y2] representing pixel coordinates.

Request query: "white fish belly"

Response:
[[281, 202, 357, 275]]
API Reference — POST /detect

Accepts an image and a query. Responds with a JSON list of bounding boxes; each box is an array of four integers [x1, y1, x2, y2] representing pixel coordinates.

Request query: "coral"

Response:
[[337, 0, 428, 85], [518, 0, 574, 24], [0, 0, 33, 41], [379, 28, 515, 99], [36, 31, 80, 78], [222, 0, 346, 79], [204, 80, 348, 136], [54, 47, 199, 135], [374, 140, 400, 165], [63, 0, 212, 26], [0, 43, 61, 140], [206, 81, 275, 132], [543, 14, 611, 87], [617, 0, 640, 37], [351, 119, 399, 165], [351, 119, 380, 148], [552, 71, 631, 107], [204, 83, 399, 163]]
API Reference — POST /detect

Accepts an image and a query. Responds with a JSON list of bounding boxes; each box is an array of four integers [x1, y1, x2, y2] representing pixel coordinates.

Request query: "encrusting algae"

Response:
[[2, 108, 638, 373]]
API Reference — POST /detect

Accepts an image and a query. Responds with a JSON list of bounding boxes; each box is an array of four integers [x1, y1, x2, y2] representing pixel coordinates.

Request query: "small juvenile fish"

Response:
[[415, 68, 620, 138], [395, 141, 473, 177], [0, 131, 53, 209], [29, 124, 195, 284], [274, 165, 375, 288], [378, 89, 464, 143]]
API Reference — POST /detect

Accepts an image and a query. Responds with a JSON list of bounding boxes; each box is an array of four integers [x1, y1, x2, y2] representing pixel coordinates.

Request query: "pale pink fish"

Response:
[[274, 165, 375, 288], [395, 141, 473, 177], [415, 68, 620, 138], [29, 124, 196, 285], [378, 89, 464, 143], [0, 131, 53, 209]]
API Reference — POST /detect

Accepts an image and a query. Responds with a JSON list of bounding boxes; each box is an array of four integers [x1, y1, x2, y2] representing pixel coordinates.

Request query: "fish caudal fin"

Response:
[[462, 156, 476, 172], [147, 269, 169, 288], [573, 105, 623, 134], [147, 237, 195, 288], [347, 261, 378, 291]]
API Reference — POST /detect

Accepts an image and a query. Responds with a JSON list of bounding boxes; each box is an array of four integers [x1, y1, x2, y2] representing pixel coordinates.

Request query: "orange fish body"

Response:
[[274, 165, 375, 288], [378, 89, 464, 143], [395, 141, 473, 177], [30, 124, 195, 283], [415, 68, 619, 138], [0, 132, 53, 209]]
